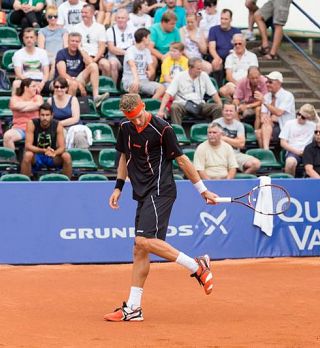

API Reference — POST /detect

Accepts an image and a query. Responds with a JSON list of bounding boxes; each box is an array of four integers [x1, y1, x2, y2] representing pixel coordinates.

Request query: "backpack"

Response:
[[0, 69, 10, 90]]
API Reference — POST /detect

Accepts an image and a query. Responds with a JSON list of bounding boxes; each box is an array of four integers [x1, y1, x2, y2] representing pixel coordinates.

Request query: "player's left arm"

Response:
[[109, 152, 127, 209]]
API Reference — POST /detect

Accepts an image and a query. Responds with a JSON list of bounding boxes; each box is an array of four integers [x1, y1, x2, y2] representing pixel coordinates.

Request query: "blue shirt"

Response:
[[208, 25, 241, 60], [55, 48, 84, 78], [153, 6, 186, 29]]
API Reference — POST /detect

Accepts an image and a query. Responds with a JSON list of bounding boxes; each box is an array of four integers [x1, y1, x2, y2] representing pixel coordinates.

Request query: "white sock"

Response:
[[176, 252, 198, 274], [127, 286, 143, 310]]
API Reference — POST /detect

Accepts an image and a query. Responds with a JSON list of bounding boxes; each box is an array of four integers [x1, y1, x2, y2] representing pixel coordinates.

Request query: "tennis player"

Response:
[[104, 93, 218, 322]]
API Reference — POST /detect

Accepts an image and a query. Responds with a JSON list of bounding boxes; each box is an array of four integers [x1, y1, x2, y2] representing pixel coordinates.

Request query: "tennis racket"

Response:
[[213, 184, 291, 215]]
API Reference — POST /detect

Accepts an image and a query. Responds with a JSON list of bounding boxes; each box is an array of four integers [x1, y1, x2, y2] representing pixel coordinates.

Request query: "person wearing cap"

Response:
[[303, 123, 320, 178], [254, 71, 295, 150], [279, 105, 316, 177], [104, 93, 218, 322]]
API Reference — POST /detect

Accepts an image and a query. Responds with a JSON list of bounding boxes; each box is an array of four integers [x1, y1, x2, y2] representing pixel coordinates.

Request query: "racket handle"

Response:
[[215, 197, 232, 203]]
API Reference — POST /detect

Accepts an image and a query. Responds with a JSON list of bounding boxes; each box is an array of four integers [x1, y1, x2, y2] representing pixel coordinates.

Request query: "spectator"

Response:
[[280, 106, 316, 177], [55, 32, 109, 107], [180, 13, 212, 74], [233, 66, 268, 130], [208, 9, 241, 87], [20, 103, 72, 179], [129, 0, 153, 29], [122, 28, 165, 99], [254, 0, 292, 60], [219, 33, 258, 100], [86, 0, 106, 24], [298, 103, 320, 124], [153, 0, 186, 29], [10, 0, 44, 30], [244, 0, 258, 41], [73, 4, 110, 76], [38, 6, 68, 80], [149, 11, 181, 75], [255, 71, 295, 150], [3, 79, 43, 149], [57, 0, 85, 31], [106, 8, 135, 84], [158, 57, 222, 124], [159, 42, 188, 86], [12, 28, 50, 95], [303, 123, 320, 178], [198, 0, 220, 40], [215, 103, 261, 174], [145, 0, 165, 17], [48, 77, 92, 149], [194, 122, 238, 179]]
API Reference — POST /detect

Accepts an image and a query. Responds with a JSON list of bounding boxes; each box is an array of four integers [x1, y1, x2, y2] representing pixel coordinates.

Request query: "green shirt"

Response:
[[20, 0, 45, 7], [150, 23, 181, 55]]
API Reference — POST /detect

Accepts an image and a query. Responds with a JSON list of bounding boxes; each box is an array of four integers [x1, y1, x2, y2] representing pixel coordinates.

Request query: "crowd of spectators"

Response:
[[0, 0, 319, 180]]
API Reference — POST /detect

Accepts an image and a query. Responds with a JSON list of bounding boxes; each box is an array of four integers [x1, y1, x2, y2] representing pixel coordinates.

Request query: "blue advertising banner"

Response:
[[0, 179, 319, 264]]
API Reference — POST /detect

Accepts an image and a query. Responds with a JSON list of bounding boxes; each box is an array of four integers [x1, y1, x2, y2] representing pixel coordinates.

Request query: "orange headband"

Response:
[[122, 102, 144, 119]]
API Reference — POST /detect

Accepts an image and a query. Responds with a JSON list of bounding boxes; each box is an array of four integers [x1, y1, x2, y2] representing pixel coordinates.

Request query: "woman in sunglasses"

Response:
[[47, 77, 92, 149], [38, 6, 68, 79]]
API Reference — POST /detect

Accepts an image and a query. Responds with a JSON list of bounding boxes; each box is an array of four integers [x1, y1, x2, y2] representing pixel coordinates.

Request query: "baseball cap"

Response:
[[265, 71, 283, 83]]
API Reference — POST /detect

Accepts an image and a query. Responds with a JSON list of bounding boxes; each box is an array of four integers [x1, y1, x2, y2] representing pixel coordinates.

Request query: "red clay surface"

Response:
[[0, 257, 319, 348]]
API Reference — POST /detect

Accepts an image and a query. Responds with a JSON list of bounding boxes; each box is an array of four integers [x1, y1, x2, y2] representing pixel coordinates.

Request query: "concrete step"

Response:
[[260, 67, 295, 78], [289, 88, 316, 98], [282, 77, 305, 89], [258, 58, 284, 68], [295, 97, 320, 108]]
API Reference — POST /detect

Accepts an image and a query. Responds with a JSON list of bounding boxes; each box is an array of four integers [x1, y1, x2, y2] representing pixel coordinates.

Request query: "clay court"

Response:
[[0, 257, 319, 348]]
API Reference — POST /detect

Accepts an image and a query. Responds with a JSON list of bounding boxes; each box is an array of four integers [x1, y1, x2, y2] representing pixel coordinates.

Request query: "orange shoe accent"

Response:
[[104, 302, 144, 322], [191, 255, 214, 295]]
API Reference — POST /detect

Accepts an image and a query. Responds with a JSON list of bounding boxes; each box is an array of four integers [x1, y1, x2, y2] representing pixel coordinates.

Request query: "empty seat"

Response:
[[243, 122, 257, 145], [235, 173, 257, 179], [79, 173, 108, 181], [68, 149, 97, 170], [171, 124, 190, 144], [0, 173, 30, 181], [79, 98, 100, 121], [269, 172, 294, 179], [190, 123, 209, 143], [0, 147, 18, 171], [246, 148, 282, 170], [87, 123, 117, 145], [143, 98, 161, 114], [1, 49, 16, 72], [100, 98, 124, 120], [99, 148, 117, 171], [0, 96, 13, 119], [87, 76, 119, 95], [39, 173, 70, 181], [0, 27, 21, 48]]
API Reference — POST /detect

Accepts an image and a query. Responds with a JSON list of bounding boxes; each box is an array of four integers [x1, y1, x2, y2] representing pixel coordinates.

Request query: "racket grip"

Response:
[[215, 197, 232, 203]]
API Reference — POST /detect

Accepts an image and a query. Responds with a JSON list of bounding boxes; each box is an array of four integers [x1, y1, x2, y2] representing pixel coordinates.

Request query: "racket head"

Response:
[[248, 184, 291, 215]]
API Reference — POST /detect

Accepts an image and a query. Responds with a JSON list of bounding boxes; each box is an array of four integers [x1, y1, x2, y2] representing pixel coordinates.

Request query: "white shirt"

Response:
[[279, 118, 316, 151], [122, 45, 152, 82], [167, 70, 217, 105], [57, 0, 85, 31], [261, 88, 296, 129], [12, 47, 49, 80], [73, 21, 106, 57], [106, 24, 135, 59], [225, 49, 259, 82], [129, 13, 153, 29], [198, 11, 220, 39]]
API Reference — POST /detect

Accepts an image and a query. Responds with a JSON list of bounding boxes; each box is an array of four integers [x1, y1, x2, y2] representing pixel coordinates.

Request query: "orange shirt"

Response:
[[10, 95, 42, 131]]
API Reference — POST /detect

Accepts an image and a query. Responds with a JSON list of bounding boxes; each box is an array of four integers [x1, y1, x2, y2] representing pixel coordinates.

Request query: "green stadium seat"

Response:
[[173, 174, 184, 180], [0, 96, 13, 119], [79, 173, 108, 181], [0, 173, 30, 181], [39, 173, 70, 181], [0, 147, 19, 171], [243, 122, 257, 145], [210, 77, 219, 90], [173, 148, 195, 169], [0, 27, 21, 48], [68, 149, 97, 170], [246, 148, 282, 170], [1, 49, 16, 72], [143, 98, 161, 114], [269, 172, 294, 179], [190, 123, 209, 143], [87, 76, 119, 95], [99, 148, 117, 171], [235, 173, 257, 179], [171, 124, 190, 144], [80, 98, 100, 121], [86, 123, 117, 145], [100, 98, 124, 120]]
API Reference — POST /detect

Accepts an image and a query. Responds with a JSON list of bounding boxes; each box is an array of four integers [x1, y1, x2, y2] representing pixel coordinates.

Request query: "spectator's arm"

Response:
[[107, 41, 126, 56], [149, 40, 164, 61], [226, 167, 237, 179], [157, 92, 171, 118], [94, 41, 106, 63], [208, 40, 220, 61], [37, 33, 45, 49], [25, 120, 46, 154], [79, 47, 94, 65], [59, 97, 80, 127], [198, 170, 210, 180], [280, 139, 303, 156], [10, 95, 43, 112], [305, 164, 320, 178], [13, 0, 22, 11], [33, 1, 44, 12], [221, 134, 245, 149], [225, 68, 236, 84], [14, 66, 26, 80], [212, 92, 222, 106], [54, 122, 66, 156], [63, 32, 68, 48], [56, 60, 74, 80]]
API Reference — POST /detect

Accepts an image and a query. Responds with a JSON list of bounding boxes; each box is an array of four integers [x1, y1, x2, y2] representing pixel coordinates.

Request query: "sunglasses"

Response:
[[47, 15, 58, 19], [234, 42, 243, 46], [54, 85, 65, 89], [297, 112, 307, 120], [315, 130, 320, 135]]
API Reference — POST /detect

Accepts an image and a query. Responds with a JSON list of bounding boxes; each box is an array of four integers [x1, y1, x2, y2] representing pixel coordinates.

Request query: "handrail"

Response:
[[292, 1, 320, 31]]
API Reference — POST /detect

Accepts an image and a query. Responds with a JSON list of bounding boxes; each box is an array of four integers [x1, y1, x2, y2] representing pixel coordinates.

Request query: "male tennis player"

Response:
[[104, 93, 218, 322]]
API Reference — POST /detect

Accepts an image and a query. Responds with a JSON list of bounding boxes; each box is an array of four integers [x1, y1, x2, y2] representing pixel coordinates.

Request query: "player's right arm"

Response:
[[109, 152, 128, 209]]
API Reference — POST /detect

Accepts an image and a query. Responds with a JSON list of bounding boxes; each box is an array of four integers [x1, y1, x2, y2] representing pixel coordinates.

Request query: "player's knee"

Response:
[[61, 152, 72, 165], [23, 151, 34, 162], [134, 237, 149, 253]]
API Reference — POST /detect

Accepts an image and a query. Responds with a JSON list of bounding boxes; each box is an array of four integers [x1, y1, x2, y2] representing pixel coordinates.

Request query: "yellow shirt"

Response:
[[159, 55, 188, 83]]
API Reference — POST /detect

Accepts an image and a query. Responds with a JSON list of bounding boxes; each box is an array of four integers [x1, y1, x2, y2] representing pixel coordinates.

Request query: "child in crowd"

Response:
[[129, 0, 153, 29]]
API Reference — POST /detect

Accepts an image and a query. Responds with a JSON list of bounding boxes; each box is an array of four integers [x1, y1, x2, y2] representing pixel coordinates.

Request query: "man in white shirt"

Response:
[[12, 27, 49, 95], [73, 4, 109, 76], [255, 71, 295, 150], [106, 9, 135, 84], [57, 0, 85, 31], [219, 33, 258, 100], [122, 28, 165, 99], [280, 108, 315, 177], [158, 57, 222, 124]]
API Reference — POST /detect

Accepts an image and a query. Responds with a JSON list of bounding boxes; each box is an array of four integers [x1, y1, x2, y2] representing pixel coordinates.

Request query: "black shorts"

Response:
[[134, 195, 175, 241]]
